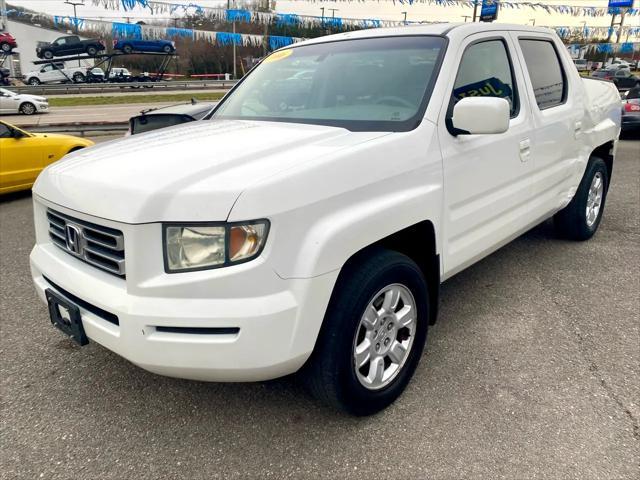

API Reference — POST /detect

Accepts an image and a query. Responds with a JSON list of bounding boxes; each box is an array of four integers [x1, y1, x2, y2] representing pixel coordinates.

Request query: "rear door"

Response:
[[511, 33, 583, 220], [438, 32, 536, 278]]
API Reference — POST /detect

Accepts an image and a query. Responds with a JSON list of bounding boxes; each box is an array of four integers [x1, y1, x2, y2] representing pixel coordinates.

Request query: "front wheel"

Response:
[[86, 46, 98, 56], [304, 249, 429, 415], [43, 50, 54, 59], [27, 77, 41, 86], [0, 42, 11, 53], [20, 102, 36, 115], [72, 72, 85, 83], [122, 44, 133, 54], [162, 44, 173, 53], [554, 156, 609, 241]]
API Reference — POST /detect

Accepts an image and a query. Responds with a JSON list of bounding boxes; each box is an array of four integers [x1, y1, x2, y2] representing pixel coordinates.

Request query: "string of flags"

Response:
[[4, 3, 639, 46], [90, 0, 640, 23], [567, 42, 639, 54], [49, 16, 303, 49]]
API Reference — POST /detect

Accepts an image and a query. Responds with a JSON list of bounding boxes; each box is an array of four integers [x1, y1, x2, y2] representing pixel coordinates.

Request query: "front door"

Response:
[[438, 33, 535, 278]]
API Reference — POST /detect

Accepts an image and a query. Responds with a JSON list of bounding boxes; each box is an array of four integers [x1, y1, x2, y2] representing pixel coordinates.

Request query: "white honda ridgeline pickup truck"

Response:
[[30, 24, 620, 415]]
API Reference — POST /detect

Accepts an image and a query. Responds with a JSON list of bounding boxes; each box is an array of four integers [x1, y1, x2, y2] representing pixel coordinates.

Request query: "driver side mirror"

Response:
[[450, 97, 510, 136]]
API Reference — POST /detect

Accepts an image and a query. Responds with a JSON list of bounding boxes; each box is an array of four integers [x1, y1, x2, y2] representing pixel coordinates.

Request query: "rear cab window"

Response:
[[518, 39, 567, 110]]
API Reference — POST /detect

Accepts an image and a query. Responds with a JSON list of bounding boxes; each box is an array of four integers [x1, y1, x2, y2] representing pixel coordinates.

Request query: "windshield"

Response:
[[0, 88, 16, 96], [211, 36, 446, 132]]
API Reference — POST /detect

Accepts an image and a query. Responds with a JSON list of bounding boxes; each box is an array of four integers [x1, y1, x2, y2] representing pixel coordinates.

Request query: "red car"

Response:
[[0, 33, 18, 53]]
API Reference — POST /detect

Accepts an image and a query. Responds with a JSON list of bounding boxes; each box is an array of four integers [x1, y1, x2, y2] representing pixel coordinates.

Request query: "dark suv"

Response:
[[36, 35, 105, 59]]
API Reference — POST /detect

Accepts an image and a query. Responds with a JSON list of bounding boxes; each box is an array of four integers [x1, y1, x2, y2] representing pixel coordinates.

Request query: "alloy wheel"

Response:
[[353, 284, 417, 390], [586, 171, 604, 227]]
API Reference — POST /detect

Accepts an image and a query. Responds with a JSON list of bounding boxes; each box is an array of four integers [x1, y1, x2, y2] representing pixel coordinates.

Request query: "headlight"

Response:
[[163, 221, 269, 273]]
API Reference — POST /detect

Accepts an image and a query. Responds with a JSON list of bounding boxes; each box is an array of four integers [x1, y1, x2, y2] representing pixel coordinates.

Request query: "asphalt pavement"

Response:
[[0, 139, 638, 479]]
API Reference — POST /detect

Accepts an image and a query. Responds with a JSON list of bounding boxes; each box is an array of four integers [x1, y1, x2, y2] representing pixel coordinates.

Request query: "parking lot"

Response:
[[0, 138, 638, 479]]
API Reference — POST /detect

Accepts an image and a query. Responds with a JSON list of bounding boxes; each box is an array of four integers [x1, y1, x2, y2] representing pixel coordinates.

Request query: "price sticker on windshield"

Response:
[[265, 49, 293, 63]]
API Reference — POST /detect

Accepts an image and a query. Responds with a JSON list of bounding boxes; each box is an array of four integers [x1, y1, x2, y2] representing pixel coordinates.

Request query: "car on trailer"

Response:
[[36, 35, 105, 59], [113, 39, 176, 54], [0, 32, 18, 53], [23, 62, 91, 85]]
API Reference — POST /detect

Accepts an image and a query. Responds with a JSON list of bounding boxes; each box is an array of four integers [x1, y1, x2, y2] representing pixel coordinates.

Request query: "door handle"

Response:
[[519, 138, 531, 162]]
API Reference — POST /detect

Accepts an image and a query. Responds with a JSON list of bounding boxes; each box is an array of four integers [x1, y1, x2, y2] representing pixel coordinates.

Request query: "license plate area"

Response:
[[46, 289, 88, 346]]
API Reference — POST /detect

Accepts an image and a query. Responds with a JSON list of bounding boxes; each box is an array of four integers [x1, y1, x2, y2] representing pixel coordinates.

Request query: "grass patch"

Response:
[[49, 92, 226, 107]]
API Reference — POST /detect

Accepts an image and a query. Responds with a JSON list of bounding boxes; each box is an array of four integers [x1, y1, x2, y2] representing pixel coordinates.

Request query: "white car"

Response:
[[23, 62, 90, 85], [30, 23, 620, 415], [0, 88, 49, 115]]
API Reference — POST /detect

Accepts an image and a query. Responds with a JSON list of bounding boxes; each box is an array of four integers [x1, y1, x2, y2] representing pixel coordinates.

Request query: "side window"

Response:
[[452, 39, 518, 117], [0, 124, 11, 138], [56, 38, 66, 46], [519, 39, 566, 110]]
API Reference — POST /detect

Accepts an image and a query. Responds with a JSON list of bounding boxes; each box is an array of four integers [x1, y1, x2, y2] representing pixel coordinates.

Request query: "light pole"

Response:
[[64, 0, 84, 34], [472, 0, 479, 22]]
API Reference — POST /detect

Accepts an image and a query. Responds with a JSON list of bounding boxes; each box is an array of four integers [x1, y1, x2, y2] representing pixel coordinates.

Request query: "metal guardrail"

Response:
[[11, 80, 237, 95], [26, 122, 129, 136]]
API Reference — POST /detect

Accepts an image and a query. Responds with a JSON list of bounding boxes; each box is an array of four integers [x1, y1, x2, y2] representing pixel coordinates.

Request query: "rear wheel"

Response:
[[20, 102, 36, 115], [304, 249, 429, 415], [554, 156, 609, 241], [72, 72, 85, 83], [86, 46, 98, 56], [122, 44, 133, 54], [0, 42, 11, 53]]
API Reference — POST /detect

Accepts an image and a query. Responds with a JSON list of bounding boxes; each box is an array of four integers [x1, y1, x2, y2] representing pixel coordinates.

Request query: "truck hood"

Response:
[[34, 119, 389, 224]]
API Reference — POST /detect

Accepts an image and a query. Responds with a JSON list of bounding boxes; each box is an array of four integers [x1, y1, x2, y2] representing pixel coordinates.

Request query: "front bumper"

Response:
[[30, 199, 337, 382]]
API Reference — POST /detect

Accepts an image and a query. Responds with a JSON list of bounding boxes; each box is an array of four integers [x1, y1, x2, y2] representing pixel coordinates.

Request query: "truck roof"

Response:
[[293, 23, 557, 48]]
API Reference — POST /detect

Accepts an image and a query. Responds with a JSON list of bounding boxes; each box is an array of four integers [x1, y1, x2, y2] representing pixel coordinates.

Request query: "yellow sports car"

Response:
[[0, 121, 94, 195]]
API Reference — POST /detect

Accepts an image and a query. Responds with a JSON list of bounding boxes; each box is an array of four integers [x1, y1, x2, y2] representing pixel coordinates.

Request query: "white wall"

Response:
[[7, 20, 94, 76]]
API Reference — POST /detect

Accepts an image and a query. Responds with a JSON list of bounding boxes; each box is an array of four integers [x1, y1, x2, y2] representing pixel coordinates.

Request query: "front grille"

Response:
[[47, 209, 126, 277]]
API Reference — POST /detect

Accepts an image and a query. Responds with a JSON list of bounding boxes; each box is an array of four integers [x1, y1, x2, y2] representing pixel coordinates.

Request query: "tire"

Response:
[[27, 77, 41, 86], [303, 248, 430, 415], [554, 156, 609, 241], [86, 46, 98, 56], [20, 102, 36, 115], [162, 44, 173, 53], [72, 72, 85, 83], [0, 42, 11, 53], [43, 50, 53, 59], [122, 44, 133, 54]]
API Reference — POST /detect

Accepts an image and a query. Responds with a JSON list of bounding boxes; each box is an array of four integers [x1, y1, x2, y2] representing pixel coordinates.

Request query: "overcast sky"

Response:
[[6, 0, 640, 29]]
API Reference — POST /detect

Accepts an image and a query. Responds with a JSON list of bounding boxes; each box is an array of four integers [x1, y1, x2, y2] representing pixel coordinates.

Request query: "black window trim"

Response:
[[205, 34, 450, 133], [517, 36, 568, 111], [445, 35, 521, 137]]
